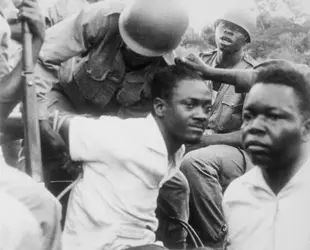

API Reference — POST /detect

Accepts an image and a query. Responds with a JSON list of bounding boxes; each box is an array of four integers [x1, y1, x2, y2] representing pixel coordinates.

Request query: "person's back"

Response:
[[0, 191, 42, 250], [0, 164, 63, 250]]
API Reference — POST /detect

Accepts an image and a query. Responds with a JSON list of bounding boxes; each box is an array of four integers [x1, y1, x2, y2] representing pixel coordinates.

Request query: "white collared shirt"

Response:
[[223, 157, 310, 250], [63, 114, 185, 250]]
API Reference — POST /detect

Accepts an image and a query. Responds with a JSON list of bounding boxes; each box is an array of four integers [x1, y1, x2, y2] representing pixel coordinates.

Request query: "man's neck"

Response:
[[216, 49, 244, 68], [262, 145, 309, 195], [154, 117, 183, 157]]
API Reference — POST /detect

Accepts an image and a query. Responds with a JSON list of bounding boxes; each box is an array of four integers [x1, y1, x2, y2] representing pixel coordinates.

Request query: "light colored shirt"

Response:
[[0, 191, 42, 250], [0, 162, 63, 250], [223, 157, 310, 250], [63, 114, 185, 250]]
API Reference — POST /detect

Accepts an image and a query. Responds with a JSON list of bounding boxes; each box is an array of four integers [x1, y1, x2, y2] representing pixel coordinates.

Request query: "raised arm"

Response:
[[34, 1, 122, 94], [175, 54, 255, 93]]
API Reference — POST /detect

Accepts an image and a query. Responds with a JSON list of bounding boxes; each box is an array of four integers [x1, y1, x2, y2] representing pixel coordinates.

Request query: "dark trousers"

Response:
[[156, 171, 190, 249], [181, 145, 253, 249]]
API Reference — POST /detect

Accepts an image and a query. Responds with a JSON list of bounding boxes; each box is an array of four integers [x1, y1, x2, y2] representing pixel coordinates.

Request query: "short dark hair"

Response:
[[254, 60, 310, 118], [151, 64, 204, 101]]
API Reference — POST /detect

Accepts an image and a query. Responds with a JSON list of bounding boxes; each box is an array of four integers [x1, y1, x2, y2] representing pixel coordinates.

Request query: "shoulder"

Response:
[[199, 49, 217, 62], [0, 192, 42, 250], [223, 167, 259, 204], [241, 53, 258, 68], [0, 166, 61, 214]]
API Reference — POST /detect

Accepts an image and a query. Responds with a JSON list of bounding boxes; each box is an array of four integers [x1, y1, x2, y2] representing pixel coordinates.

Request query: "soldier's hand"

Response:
[[175, 53, 212, 75], [17, 0, 45, 42]]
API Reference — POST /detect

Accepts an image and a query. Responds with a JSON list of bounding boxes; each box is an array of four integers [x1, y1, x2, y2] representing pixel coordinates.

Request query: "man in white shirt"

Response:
[[50, 65, 212, 250], [222, 60, 310, 250]]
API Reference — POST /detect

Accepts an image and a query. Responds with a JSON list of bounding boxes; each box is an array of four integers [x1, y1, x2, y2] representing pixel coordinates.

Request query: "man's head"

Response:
[[151, 65, 212, 144], [242, 60, 310, 170], [214, 7, 256, 53]]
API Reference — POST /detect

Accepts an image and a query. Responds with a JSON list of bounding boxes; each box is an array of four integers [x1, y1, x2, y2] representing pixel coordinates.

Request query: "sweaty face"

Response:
[[163, 79, 212, 144], [242, 83, 305, 170], [215, 20, 247, 53]]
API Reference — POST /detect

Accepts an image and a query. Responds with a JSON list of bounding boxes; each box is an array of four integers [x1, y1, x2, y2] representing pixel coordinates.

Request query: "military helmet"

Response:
[[119, 0, 189, 57], [215, 7, 257, 43]]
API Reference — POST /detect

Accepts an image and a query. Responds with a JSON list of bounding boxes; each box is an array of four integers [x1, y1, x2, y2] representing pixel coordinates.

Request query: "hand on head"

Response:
[[175, 53, 211, 75]]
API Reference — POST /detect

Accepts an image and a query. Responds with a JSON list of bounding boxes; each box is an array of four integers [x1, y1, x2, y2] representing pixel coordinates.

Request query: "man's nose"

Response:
[[194, 106, 209, 121], [244, 116, 266, 134]]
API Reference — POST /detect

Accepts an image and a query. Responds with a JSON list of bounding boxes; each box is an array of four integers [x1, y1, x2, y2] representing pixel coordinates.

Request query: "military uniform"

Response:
[[180, 50, 257, 248], [26, 1, 189, 248], [35, 1, 167, 119]]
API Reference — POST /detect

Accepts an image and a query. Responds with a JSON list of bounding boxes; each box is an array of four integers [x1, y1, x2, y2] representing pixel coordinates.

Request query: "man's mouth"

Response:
[[244, 141, 270, 152], [220, 36, 233, 43], [189, 124, 205, 132]]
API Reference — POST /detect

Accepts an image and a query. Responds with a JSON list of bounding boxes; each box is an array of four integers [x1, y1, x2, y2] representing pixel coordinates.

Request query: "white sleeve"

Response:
[[69, 116, 132, 162]]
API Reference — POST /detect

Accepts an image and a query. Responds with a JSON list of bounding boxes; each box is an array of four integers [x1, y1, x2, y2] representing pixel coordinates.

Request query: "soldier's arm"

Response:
[[176, 54, 255, 93], [35, 2, 120, 94], [187, 130, 243, 152]]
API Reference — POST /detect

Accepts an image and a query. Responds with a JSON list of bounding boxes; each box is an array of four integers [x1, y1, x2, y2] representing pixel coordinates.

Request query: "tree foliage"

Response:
[[181, 0, 310, 64]]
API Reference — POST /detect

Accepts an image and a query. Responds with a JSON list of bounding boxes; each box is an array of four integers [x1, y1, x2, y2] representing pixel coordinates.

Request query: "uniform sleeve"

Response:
[[35, 3, 116, 94], [234, 69, 256, 93], [69, 116, 133, 162]]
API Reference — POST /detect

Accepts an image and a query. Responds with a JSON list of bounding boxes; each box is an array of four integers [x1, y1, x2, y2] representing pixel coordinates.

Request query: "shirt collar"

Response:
[[144, 114, 185, 160], [244, 155, 310, 193]]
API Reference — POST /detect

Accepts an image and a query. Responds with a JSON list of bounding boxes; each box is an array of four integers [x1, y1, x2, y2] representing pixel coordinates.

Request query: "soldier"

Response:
[[29, 0, 191, 248], [178, 7, 257, 248]]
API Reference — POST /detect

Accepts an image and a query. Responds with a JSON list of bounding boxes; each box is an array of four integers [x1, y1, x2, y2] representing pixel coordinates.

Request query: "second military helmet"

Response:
[[215, 7, 257, 43]]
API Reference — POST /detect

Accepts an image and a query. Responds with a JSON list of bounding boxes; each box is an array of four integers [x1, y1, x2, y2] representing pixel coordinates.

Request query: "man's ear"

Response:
[[153, 97, 167, 117], [301, 118, 310, 142]]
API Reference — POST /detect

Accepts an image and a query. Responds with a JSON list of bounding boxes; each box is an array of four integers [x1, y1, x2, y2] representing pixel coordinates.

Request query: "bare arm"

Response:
[[0, 0, 45, 128]]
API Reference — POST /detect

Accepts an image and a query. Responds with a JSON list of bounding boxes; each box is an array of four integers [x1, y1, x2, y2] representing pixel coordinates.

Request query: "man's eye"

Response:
[[204, 105, 212, 113], [186, 104, 194, 109], [243, 113, 252, 121], [268, 114, 280, 120]]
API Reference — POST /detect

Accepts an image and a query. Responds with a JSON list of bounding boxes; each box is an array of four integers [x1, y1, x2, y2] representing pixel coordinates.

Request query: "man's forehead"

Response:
[[245, 83, 297, 109], [173, 79, 212, 100]]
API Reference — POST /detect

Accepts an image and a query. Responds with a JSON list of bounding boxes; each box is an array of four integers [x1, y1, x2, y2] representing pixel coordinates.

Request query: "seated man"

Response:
[[46, 65, 212, 250], [0, 1, 62, 249], [223, 60, 310, 250], [177, 7, 257, 248]]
